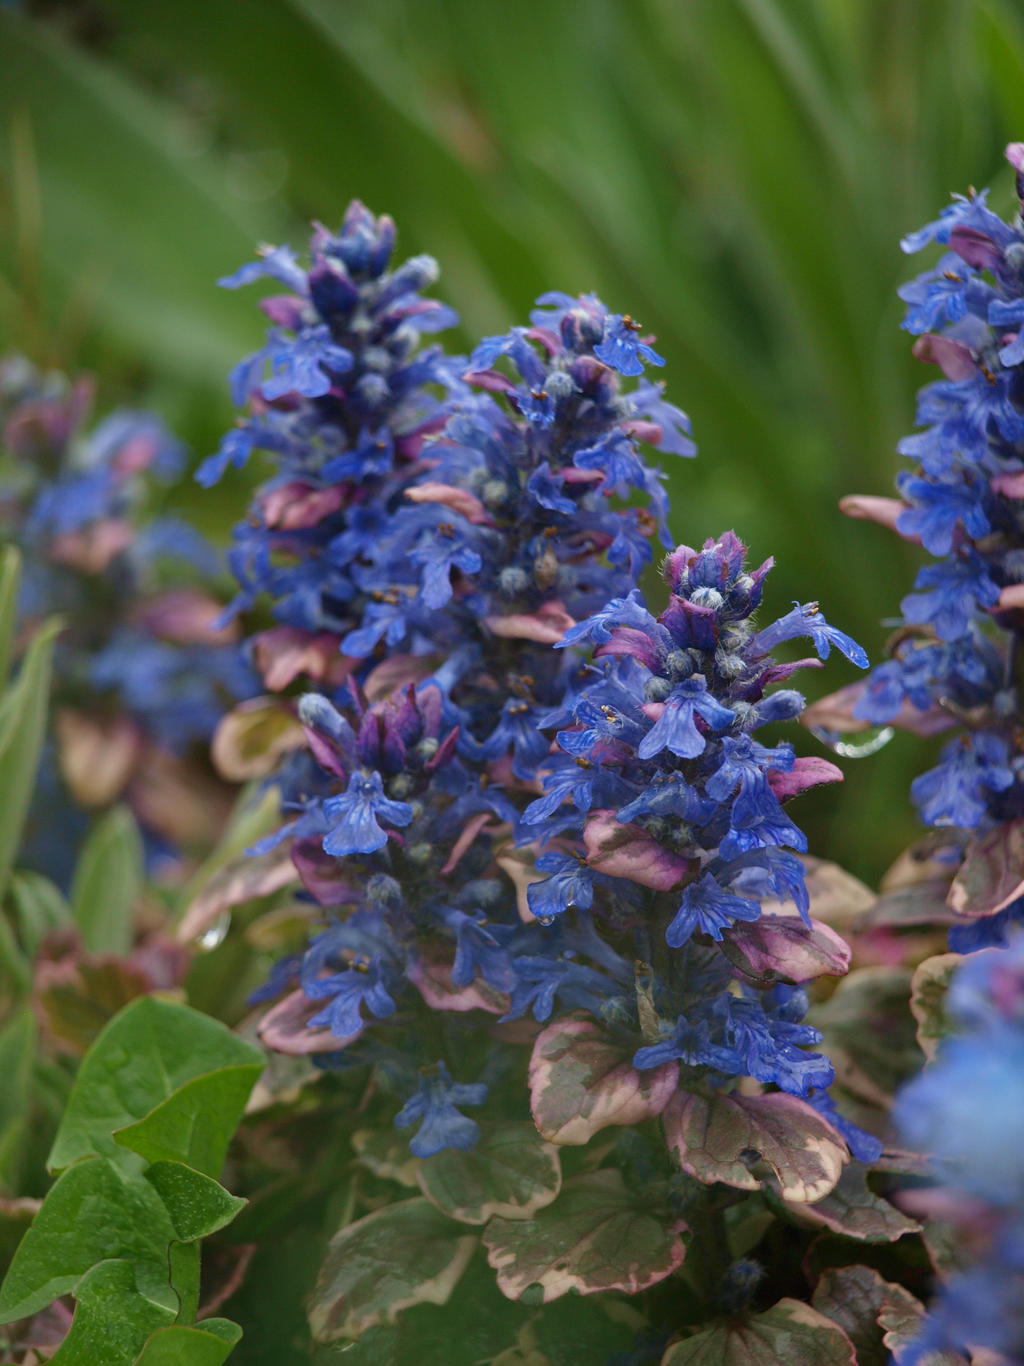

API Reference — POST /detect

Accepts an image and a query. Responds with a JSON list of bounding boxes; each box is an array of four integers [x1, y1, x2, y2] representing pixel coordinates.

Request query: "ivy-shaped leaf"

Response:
[[308, 1197, 476, 1343], [144, 1162, 247, 1242], [909, 953, 962, 1062], [45, 1261, 176, 1366], [482, 1168, 686, 1302], [115, 1065, 264, 1178], [782, 1164, 920, 1242], [0, 1157, 178, 1325], [48, 996, 263, 1172], [528, 1016, 677, 1145], [418, 1122, 561, 1225], [662, 1298, 855, 1364], [133, 1318, 243, 1365], [663, 1090, 847, 1203]]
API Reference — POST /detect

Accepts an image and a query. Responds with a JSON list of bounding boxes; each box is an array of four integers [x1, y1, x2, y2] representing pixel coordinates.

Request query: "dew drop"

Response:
[[198, 911, 231, 951], [831, 726, 895, 759]]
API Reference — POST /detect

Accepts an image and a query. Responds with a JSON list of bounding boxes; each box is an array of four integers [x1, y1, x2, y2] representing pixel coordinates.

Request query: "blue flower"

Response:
[[594, 315, 665, 377], [305, 953, 397, 1038], [526, 851, 600, 921], [261, 325, 354, 400], [394, 1063, 488, 1158], [321, 770, 414, 855], [750, 602, 869, 667], [910, 732, 1014, 828], [665, 872, 761, 948], [636, 678, 735, 760]]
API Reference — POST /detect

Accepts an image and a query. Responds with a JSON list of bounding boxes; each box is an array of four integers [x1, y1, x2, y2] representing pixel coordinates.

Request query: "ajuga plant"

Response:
[[184, 204, 965, 1364], [812, 142, 1024, 953], [0, 355, 254, 877], [894, 939, 1024, 1364], [810, 143, 1024, 1366]]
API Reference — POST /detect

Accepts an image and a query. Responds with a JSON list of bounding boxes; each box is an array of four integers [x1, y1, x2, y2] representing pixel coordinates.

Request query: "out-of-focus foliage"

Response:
[[2, 2, 1024, 873]]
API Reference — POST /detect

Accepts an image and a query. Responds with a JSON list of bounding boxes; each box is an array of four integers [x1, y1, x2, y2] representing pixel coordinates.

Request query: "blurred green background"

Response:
[[2, 0, 1023, 885]]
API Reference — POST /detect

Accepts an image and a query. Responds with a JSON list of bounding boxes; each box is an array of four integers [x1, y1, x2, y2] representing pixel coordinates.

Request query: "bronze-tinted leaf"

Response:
[[177, 847, 299, 945], [663, 1090, 847, 1203], [309, 1197, 476, 1343], [812, 1265, 924, 1366], [725, 911, 850, 983], [483, 1169, 686, 1302], [811, 967, 922, 1105], [661, 1297, 856, 1365], [418, 1122, 561, 1224], [783, 1164, 920, 1242], [210, 698, 305, 781], [947, 819, 1024, 917], [528, 1016, 676, 1145]]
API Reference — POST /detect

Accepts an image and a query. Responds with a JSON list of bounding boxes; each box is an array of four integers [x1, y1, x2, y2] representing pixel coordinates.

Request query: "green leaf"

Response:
[[482, 1168, 687, 1303], [910, 952, 963, 1062], [308, 1197, 476, 1343], [48, 996, 263, 1173], [351, 1127, 420, 1188], [8, 868, 71, 958], [528, 1015, 677, 1145], [145, 1161, 247, 1242], [115, 1064, 264, 1178], [0, 1157, 177, 1324], [321, 1254, 530, 1366], [663, 1090, 847, 1203], [661, 1298, 856, 1365], [0, 617, 60, 901], [0, 1007, 35, 1191], [0, 544, 21, 688], [133, 1320, 242, 1366], [417, 1122, 561, 1225], [947, 817, 1024, 917], [782, 1164, 920, 1243], [142, 1163, 245, 1331], [70, 805, 144, 956], [46, 1260, 176, 1366]]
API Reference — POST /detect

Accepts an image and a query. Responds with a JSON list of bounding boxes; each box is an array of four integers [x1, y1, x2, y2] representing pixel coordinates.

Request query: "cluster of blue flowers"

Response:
[[198, 200, 465, 692], [526, 533, 871, 1113], [895, 937, 1024, 1364], [849, 147, 1024, 854], [213, 204, 873, 1163], [0, 354, 254, 874]]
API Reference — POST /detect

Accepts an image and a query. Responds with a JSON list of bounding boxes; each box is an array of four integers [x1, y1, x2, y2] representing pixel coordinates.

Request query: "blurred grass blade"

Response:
[[71, 805, 144, 957], [0, 545, 21, 689], [0, 617, 60, 902]]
